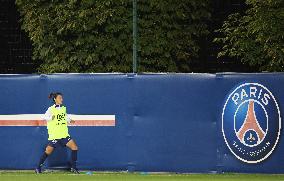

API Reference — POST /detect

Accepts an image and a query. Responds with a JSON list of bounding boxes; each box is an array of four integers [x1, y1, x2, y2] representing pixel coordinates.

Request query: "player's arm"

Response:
[[66, 113, 75, 124], [43, 107, 54, 121]]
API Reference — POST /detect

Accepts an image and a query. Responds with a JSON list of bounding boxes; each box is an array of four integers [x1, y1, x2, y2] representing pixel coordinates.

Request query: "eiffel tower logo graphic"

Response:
[[236, 100, 265, 144]]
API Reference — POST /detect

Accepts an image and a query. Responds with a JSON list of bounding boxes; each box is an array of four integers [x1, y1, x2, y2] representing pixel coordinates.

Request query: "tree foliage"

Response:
[[215, 0, 284, 71], [16, 0, 210, 73]]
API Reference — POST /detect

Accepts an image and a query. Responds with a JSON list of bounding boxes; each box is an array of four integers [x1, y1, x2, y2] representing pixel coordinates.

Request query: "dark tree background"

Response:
[[215, 0, 284, 72], [0, 0, 35, 73], [0, 0, 262, 73]]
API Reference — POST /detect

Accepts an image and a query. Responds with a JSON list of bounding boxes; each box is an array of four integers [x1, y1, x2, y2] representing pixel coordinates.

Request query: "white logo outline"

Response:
[[222, 83, 281, 163]]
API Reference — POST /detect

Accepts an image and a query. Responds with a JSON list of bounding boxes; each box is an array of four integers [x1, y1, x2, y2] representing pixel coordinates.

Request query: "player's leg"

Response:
[[65, 137, 79, 173], [35, 145, 55, 173]]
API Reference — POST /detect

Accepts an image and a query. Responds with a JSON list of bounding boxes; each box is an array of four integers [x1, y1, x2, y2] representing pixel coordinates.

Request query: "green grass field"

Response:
[[1, 171, 284, 181]]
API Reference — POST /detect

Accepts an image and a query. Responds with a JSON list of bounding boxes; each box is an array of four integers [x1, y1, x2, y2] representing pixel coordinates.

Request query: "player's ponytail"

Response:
[[48, 93, 54, 99]]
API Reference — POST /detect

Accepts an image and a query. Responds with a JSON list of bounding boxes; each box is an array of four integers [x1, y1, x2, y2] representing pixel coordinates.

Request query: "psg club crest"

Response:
[[222, 83, 281, 163]]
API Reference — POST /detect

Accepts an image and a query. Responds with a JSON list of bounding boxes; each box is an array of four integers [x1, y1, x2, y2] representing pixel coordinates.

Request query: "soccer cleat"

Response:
[[71, 168, 80, 174], [35, 167, 42, 174]]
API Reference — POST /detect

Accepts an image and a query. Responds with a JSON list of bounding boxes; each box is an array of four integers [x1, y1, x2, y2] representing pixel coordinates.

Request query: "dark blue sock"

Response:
[[71, 150, 78, 169], [37, 152, 48, 168]]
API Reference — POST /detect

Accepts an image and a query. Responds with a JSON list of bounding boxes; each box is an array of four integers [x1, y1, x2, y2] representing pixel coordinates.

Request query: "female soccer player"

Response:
[[35, 92, 79, 174]]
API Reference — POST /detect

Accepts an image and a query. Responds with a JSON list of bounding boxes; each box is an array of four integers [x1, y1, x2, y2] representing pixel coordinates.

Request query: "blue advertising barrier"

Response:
[[0, 73, 283, 173]]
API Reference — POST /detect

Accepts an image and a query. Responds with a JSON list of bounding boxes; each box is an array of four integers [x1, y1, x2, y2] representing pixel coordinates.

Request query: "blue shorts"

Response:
[[47, 136, 72, 148]]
